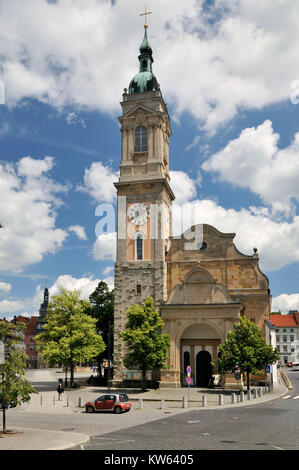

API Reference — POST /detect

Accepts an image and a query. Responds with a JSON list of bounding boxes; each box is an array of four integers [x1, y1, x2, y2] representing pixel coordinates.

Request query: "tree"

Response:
[[86, 281, 114, 380], [0, 320, 37, 434], [119, 297, 170, 391], [217, 316, 280, 390], [35, 288, 106, 387]]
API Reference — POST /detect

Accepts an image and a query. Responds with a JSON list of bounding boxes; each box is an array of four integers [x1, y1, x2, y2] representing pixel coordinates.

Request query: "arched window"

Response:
[[134, 231, 145, 260], [136, 234, 143, 260], [135, 126, 147, 152]]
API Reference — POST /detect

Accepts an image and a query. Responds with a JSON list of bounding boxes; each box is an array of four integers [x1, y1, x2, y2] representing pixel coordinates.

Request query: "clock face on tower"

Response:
[[128, 203, 150, 226]]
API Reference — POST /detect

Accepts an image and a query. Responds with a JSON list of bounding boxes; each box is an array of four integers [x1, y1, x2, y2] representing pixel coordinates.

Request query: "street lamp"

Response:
[[107, 321, 111, 392]]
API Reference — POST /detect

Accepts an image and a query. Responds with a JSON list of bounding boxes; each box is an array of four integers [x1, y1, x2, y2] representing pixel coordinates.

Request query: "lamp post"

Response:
[[107, 321, 111, 392]]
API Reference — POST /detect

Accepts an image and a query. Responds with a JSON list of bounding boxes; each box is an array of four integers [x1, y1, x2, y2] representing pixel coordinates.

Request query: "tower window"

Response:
[[136, 234, 143, 260], [135, 126, 147, 152], [136, 284, 142, 294]]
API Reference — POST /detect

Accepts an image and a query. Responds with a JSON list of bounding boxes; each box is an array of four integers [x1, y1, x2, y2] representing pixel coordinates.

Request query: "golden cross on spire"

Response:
[[140, 5, 152, 29]]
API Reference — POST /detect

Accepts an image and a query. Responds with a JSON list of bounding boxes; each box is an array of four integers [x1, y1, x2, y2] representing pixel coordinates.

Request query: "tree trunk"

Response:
[[247, 370, 250, 391], [142, 370, 146, 392], [2, 402, 6, 434], [70, 364, 74, 387], [97, 359, 102, 379], [64, 365, 68, 387]]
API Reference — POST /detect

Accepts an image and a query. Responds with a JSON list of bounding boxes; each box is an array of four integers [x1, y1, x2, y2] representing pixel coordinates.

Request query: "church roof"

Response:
[[129, 27, 159, 94]]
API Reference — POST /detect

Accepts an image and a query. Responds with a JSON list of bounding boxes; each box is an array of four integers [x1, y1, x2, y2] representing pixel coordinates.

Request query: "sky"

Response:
[[0, 0, 299, 318]]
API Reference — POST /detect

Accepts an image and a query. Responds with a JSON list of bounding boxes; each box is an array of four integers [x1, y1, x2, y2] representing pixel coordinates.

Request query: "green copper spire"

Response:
[[129, 25, 158, 94]]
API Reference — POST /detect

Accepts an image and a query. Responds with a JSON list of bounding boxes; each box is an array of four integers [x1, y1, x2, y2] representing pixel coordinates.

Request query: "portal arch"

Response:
[[180, 322, 221, 387]]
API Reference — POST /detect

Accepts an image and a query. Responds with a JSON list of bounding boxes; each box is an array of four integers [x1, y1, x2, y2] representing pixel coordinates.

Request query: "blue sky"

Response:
[[0, 0, 299, 317]]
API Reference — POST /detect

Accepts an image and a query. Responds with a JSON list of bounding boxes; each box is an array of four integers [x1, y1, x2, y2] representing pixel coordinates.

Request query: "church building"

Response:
[[112, 20, 271, 389]]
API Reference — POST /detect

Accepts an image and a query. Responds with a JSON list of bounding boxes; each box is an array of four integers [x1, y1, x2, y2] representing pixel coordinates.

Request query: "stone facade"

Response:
[[112, 85, 174, 385], [112, 28, 271, 388], [159, 225, 271, 388]]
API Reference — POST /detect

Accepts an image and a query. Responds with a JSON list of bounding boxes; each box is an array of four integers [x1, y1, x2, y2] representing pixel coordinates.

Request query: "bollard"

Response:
[[231, 393, 236, 404], [53, 396, 55, 406], [161, 399, 166, 409], [183, 396, 188, 408], [78, 397, 82, 408], [138, 399, 143, 410], [247, 390, 251, 401], [219, 394, 224, 406], [202, 395, 207, 407], [253, 389, 257, 399], [67, 396, 69, 407], [257, 388, 262, 398], [240, 391, 244, 403], [40, 394, 43, 406]]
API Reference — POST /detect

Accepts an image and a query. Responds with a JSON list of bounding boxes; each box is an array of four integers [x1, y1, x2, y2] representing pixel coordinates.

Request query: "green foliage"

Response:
[[217, 316, 280, 388], [35, 289, 106, 382], [119, 297, 170, 376], [86, 281, 114, 365], [0, 321, 38, 433]]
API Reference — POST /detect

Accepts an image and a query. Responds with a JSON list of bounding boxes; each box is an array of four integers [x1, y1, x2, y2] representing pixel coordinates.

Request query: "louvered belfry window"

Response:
[[135, 126, 147, 152]]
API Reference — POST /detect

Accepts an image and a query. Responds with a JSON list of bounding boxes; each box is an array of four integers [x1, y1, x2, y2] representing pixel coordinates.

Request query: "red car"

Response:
[[85, 393, 131, 414], [286, 361, 293, 367]]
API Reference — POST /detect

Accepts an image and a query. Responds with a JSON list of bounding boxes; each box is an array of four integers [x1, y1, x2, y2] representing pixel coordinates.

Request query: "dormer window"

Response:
[[135, 126, 147, 152]]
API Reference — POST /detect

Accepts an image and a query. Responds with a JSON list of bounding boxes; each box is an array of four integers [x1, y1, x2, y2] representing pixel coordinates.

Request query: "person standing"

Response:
[[57, 378, 64, 400]]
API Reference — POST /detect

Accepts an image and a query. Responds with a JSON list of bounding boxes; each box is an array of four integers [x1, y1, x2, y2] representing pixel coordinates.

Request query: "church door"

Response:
[[196, 351, 212, 387]]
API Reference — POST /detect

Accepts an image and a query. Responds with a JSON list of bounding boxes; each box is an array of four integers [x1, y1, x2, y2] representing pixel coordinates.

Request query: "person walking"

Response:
[[57, 378, 64, 400]]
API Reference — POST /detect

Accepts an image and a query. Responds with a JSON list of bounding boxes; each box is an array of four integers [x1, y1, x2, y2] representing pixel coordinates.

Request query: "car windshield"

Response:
[[96, 396, 105, 401]]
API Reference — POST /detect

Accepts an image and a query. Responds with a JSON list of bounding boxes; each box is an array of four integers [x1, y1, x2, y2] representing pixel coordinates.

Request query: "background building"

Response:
[[270, 312, 299, 365]]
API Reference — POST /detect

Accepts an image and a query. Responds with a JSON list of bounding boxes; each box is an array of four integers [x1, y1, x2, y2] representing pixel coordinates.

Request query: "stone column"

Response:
[[128, 128, 134, 158], [148, 125, 153, 159], [190, 345, 195, 384]]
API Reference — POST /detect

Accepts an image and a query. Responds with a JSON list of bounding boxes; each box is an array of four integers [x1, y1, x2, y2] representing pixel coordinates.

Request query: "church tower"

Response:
[[112, 20, 174, 384]]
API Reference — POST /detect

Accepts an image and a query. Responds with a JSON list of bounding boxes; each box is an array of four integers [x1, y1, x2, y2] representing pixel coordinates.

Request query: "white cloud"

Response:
[[0, 156, 68, 273], [92, 232, 116, 262], [271, 294, 299, 314], [102, 265, 114, 276], [202, 120, 299, 215], [68, 225, 87, 241], [170, 170, 197, 205], [0, 274, 114, 318], [0, 282, 12, 293], [1, 1, 299, 130], [0, 299, 23, 313], [65, 112, 86, 128], [78, 161, 118, 204], [49, 274, 101, 300], [48, 274, 114, 299]]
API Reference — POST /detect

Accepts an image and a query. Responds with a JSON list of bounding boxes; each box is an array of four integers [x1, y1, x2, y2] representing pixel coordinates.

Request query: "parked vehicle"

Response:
[[85, 393, 131, 414], [286, 361, 293, 367], [292, 362, 299, 371]]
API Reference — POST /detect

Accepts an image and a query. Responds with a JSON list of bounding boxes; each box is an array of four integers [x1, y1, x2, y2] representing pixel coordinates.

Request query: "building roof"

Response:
[[270, 314, 298, 327]]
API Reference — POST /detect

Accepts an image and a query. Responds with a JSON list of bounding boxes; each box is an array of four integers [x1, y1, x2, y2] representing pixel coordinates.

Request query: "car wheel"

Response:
[[114, 406, 122, 414], [86, 406, 94, 413]]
